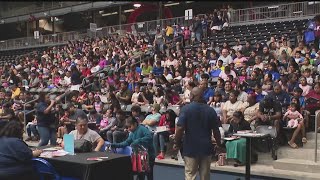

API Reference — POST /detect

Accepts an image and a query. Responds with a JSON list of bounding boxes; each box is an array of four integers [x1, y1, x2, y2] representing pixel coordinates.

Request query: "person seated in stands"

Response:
[[99, 109, 116, 140], [261, 73, 273, 92], [287, 73, 299, 95], [61, 102, 87, 133], [256, 97, 281, 134], [116, 81, 132, 105], [0, 120, 43, 180], [199, 78, 214, 105], [87, 109, 103, 130], [267, 83, 291, 113], [291, 97, 307, 143], [222, 90, 245, 124], [25, 116, 39, 142], [305, 82, 320, 132], [154, 109, 177, 160], [82, 92, 95, 112], [106, 110, 128, 143], [225, 111, 251, 166], [0, 103, 15, 121], [254, 84, 267, 103], [109, 115, 155, 180], [141, 104, 161, 132], [233, 50, 247, 69], [131, 105, 145, 123], [218, 66, 237, 81], [64, 116, 104, 152], [283, 102, 306, 148]]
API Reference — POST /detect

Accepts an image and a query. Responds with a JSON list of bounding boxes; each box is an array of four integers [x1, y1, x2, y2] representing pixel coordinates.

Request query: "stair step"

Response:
[[302, 139, 320, 149], [306, 132, 320, 140], [277, 147, 320, 161], [273, 159, 320, 173]]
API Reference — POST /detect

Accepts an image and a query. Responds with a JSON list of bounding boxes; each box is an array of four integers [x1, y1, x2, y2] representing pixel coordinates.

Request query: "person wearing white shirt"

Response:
[[63, 71, 72, 86], [218, 49, 233, 66]]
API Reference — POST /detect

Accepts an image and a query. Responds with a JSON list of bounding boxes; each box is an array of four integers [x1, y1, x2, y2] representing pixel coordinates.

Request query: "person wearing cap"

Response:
[[141, 104, 161, 132]]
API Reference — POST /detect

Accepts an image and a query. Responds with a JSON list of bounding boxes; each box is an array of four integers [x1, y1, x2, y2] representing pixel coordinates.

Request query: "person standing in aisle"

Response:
[[174, 87, 221, 180]]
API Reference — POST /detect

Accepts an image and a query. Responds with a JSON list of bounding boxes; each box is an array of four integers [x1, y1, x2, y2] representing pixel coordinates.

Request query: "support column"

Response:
[[52, 18, 55, 34], [36, 19, 39, 31], [158, 2, 163, 20], [26, 21, 30, 37], [119, 5, 122, 30]]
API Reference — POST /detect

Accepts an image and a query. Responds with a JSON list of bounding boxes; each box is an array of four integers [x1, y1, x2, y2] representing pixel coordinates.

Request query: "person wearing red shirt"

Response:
[[153, 109, 177, 160]]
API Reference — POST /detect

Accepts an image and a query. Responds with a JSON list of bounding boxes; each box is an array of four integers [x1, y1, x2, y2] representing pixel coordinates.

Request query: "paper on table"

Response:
[[224, 137, 239, 141], [43, 147, 62, 151], [156, 126, 168, 133]]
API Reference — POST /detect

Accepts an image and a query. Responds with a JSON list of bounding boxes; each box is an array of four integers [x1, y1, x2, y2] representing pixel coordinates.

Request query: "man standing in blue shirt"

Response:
[[174, 87, 221, 180]]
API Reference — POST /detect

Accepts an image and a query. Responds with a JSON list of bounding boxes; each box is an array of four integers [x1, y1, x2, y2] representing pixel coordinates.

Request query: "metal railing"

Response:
[[229, 1, 320, 25], [2, 1, 318, 51], [315, 110, 320, 162], [0, 2, 90, 19], [0, 31, 87, 51]]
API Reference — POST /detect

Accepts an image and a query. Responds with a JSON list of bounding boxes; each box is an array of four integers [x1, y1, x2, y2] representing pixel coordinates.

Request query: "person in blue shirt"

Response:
[[266, 83, 291, 112], [266, 62, 280, 81], [254, 84, 268, 103], [0, 120, 42, 180], [110, 116, 155, 180], [152, 61, 164, 76], [200, 79, 214, 105], [174, 87, 221, 180]]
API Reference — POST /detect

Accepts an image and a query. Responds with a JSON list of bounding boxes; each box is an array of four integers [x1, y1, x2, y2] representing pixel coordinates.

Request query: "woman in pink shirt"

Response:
[[233, 50, 247, 68], [299, 77, 312, 96]]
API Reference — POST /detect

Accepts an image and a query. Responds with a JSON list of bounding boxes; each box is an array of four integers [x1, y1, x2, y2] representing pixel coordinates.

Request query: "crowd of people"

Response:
[[0, 9, 320, 180]]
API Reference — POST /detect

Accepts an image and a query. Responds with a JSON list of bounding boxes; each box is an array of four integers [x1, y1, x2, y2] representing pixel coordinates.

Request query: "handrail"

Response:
[[81, 65, 112, 87], [315, 110, 319, 162]]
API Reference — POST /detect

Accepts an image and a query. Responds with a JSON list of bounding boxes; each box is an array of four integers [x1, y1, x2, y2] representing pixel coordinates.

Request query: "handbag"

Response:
[[217, 153, 227, 166], [131, 145, 150, 173], [74, 139, 93, 153]]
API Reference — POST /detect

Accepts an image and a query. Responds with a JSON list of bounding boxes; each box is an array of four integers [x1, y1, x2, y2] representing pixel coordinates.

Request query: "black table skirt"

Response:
[[42, 152, 133, 180]]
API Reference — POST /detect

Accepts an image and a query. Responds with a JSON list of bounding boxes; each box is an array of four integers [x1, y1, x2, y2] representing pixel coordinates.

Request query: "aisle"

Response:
[[153, 164, 288, 180]]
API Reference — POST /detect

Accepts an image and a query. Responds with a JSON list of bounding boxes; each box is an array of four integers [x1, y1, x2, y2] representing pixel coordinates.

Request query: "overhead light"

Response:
[[185, 1, 194, 3], [99, 10, 104, 14], [293, 11, 303, 14], [308, 1, 320, 5], [0, 41, 4, 43], [133, 3, 141, 8], [164, 2, 180, 7], [124, 9, 135, 13], [101, 12, 118, 16], [268, 5, 279, 9], [96, 28, 102, 31], [0, 20, 4, 24]]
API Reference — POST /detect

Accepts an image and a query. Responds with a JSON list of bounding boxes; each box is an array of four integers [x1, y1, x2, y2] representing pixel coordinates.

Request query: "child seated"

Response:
[[283, 103, 303, 128]]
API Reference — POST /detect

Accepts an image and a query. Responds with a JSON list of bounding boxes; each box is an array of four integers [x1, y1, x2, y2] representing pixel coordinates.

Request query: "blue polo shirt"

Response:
[[177, 102, 219, 157], [203, 88, 214, 103]]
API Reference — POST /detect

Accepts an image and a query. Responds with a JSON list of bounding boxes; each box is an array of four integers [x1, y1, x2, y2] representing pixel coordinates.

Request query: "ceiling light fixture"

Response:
[[101, 12, 118, 16], [124, 9, 135, 13], [133, 3, 141, 8], [164, 2, 180, 7]]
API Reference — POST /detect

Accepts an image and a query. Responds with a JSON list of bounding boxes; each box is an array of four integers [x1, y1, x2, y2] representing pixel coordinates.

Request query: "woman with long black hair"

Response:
[[153, 109, 177, 160]]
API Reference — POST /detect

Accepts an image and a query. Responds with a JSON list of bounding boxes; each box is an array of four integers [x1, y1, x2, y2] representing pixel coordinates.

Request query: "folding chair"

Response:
[[32, 158, 80, 180]]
